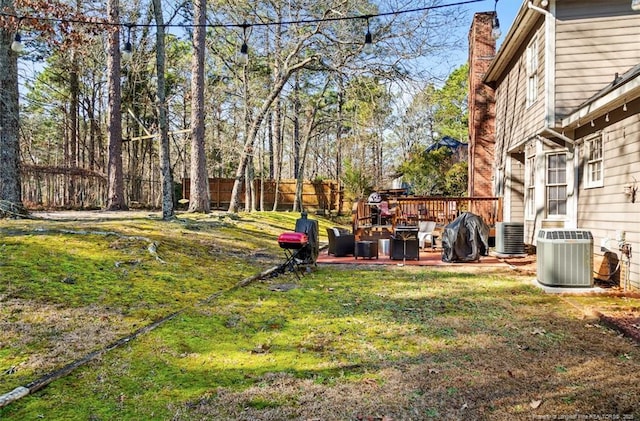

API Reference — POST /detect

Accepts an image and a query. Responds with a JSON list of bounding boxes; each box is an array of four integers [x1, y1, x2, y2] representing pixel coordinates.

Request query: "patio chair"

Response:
[[379, 201, 393, 225], [418, 220, 437, 249], [326, 227, 355, 257]]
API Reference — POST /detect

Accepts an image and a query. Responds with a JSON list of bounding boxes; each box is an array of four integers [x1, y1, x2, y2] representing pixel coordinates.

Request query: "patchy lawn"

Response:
[[1, 212, 640, 420]]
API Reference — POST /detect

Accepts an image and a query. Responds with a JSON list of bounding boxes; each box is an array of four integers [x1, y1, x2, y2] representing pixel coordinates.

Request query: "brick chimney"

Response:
[[468, 12, 497, 198]]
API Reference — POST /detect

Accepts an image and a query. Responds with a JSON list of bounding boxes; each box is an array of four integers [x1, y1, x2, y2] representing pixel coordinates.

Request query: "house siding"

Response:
[[473, 0, 640, 289], [576, 116, 640, 289], [555, 0, 640, 119], [509, 153, 525, 222], [494, 21, 546, 157], [493, 18, 545, 236]]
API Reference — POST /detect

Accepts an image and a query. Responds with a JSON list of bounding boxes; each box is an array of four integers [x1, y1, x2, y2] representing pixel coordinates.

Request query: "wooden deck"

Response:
[[352, 196, 503, 235]]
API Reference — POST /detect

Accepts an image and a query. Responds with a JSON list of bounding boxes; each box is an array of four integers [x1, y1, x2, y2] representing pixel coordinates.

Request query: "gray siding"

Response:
[[555, 0, 640, 118], [576, 115, 640, 289], [509, 153, 525, 222], [494, 23, 546, 169]]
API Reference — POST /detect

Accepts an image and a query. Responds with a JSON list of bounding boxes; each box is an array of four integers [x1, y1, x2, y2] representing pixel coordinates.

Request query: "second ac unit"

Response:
[[495, 222, 525, 254], [536, 229, 593, 287]]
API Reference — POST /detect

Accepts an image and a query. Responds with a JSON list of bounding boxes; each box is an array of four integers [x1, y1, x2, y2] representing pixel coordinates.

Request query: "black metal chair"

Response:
[[326, 227, 355, 257]]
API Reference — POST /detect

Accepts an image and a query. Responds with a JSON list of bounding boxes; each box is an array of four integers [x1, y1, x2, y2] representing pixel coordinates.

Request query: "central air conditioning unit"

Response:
[[495, 222, 525, 254], [536, 229, 594, 287]]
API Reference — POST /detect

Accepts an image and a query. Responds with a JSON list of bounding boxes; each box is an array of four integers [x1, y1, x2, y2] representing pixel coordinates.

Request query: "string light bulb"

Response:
[[11, 32, 24, 53], [491, 0, 501, 40], [605, 113, 610, 122], [623, 102, 628, 112], [364, 17, 374, 54], [238, 42, 248, 66], [632, 0, 640, 11], [122, 41, 132, 62], [238, 22, 249, 66], [122, 24, 133, 63]]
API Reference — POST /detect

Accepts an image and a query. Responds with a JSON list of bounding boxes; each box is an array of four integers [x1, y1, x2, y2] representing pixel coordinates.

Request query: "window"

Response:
[[546, 153, 567, 216], [526, 155, 536, 218], [526, 38, 539, 106], [585, 134, 604, 188]]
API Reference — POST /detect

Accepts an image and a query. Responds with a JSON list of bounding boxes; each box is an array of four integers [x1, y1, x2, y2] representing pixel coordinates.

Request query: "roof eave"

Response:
[[561, 75, 640, 129]]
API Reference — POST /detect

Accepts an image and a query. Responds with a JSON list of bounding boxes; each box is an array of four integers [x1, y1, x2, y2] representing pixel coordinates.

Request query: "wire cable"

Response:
[[1, 0, 488, 30]]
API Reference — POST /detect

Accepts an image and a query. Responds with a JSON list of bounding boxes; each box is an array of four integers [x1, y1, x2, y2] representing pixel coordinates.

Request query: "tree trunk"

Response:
[[242, 64, 252, 212], [271, 97, 283, 211], [336, 85, 344, 214], [0, 1, 27, 217], [152, 0, 175, 220], [69, 51, 79, 206], [293, 81, 327, 212], [187, 0, 210, 213], [292, 75, 301, 180], [105, 0, 128, 210]]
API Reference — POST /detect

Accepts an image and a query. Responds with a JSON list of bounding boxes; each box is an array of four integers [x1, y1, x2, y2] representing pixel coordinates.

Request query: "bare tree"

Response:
[[293, 80, 330, 212], [227, 14, 322, 213], [187, 0, 210, 213], [105, 0, 127, 210]]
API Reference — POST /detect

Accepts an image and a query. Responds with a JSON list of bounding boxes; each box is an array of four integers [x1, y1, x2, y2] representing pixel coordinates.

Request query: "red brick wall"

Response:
[[468, 12, 496, 198]]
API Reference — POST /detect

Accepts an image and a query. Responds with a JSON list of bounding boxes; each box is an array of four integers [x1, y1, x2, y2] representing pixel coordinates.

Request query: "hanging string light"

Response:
[[632, 0, 640, 11], [1, 1, 489, 32], [11, 32, 24, 52], [491, 0, 501, 40], [11, 17, 24, 52], [1, 0, 490, 57], [363, 16, 374, 54], [121, 24, 133, 63], [237, 22, 249, 66]]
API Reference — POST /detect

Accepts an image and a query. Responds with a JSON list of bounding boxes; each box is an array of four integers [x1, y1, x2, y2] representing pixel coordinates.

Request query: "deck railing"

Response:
[[352, 196, 503, 232]]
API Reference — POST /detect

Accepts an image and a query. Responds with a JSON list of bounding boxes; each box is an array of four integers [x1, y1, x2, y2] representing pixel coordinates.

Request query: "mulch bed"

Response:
[[599, 310, 640, 344]]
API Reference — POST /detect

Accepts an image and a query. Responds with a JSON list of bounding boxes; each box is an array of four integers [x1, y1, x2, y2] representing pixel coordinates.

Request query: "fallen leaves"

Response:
[[530, 399, 543, 409]]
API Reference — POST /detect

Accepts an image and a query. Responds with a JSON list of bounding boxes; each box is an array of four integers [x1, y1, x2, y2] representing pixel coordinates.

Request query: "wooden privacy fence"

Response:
[[182, 178, 343, 212], [21, 165, 107, 209], [353, 196, 503, 231]]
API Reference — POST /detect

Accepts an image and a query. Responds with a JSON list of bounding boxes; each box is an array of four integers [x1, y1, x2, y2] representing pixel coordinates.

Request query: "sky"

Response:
[[442, 0, 521, 70], [465, 0, 521, 49]]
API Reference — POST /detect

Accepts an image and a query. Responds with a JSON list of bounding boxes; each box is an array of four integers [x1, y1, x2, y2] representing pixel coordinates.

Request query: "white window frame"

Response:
[[546, 152, 567, 217], [525, 155, 536, 219], [526, 38, 539, 107], [584, 133, 604, 189]]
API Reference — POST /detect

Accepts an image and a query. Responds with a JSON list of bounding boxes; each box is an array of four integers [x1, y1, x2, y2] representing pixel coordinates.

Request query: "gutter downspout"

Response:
[[527, 1, 552, 17], [527, 1, 555, 128]]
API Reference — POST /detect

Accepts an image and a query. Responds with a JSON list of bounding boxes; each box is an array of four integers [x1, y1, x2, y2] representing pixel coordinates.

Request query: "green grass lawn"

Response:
[[1, 211, 640, 420]]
